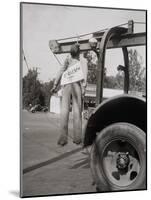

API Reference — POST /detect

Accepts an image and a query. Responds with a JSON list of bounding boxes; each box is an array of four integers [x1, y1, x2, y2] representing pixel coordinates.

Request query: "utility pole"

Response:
[[22, 50, 29, 70]]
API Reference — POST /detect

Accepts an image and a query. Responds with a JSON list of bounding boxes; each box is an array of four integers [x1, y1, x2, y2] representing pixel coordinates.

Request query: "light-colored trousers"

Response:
[[60, 82, 82, 140]]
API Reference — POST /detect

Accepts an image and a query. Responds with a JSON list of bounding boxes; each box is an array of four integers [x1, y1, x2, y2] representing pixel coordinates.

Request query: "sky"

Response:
[[22, 3, 146, 82]]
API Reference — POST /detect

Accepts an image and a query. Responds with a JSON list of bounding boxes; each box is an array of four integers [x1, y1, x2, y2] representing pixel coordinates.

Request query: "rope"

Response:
[[56, 22, 129, 42], [52, 51, 63, 66], [134, 21, 146, 25], [116, 22, 129, 27], [54, 21, 145, 42], [57, 28, 108, 42]]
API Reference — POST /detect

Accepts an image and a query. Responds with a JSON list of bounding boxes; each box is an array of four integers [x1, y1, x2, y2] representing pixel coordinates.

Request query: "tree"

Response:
[[23, 68, 54, 109], [23, 68, 40, 108], [128, 49, 146, 92], [115, 72, 124, 89], [40, 80, 54, 108]]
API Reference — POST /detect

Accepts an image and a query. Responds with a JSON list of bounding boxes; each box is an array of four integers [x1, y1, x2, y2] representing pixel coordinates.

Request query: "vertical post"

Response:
[[122, 47, 129, 93], [23, 50, 29, 70], [96, 46, 105, 106], [96, 29, 113, 106], [128, 20, 134, 34], [96, 28, 117, 106]]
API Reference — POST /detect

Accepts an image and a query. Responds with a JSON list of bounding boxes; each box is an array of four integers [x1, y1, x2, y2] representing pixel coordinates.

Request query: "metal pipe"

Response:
[[122, 47, 129, 93], [96, 27, 128, 105]]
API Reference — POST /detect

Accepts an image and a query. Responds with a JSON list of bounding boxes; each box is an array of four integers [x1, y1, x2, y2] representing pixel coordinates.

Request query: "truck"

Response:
[[49, 20, 146, 192]]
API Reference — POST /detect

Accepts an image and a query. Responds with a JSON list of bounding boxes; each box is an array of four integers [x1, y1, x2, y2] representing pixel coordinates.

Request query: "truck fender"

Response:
[[83, 94, 146, 147]]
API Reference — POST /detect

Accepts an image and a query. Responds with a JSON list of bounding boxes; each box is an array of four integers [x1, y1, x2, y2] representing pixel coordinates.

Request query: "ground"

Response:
[[21, 110, 96, 197]]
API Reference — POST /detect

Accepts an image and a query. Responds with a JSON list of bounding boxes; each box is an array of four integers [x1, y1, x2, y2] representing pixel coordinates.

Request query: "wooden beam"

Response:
[[49, 32, 146, 54]]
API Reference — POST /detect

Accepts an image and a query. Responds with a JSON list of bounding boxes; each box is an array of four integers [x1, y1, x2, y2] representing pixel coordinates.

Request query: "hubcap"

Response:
[[100, 139, 140, 187]]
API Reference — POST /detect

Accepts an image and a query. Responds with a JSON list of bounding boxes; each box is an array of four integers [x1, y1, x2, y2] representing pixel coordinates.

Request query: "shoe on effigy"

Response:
[[57, 134, 68, 146], [73, 137, 82, 145]]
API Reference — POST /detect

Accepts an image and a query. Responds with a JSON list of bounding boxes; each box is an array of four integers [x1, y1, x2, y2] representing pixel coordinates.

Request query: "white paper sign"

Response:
[[60, 61, 84, 85]]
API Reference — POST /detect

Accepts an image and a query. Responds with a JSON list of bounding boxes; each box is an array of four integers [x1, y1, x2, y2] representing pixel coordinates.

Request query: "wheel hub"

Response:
[[116, 152, 130, 170], [102, 140, 140, 187]]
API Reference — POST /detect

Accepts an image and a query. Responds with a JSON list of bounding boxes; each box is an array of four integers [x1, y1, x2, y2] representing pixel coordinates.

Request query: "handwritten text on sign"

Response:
[[60, 62, 84, 85]]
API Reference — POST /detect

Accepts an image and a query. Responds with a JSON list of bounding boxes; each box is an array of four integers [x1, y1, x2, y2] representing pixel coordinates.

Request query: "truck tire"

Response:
[[90, 122, 146, 192]]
